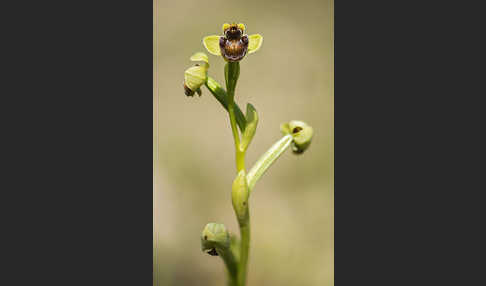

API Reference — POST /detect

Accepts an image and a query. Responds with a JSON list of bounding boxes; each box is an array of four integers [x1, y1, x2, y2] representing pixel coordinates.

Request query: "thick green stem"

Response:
[[237, 219, 250, 286], [211, 245, 238, 284], [219, 250, 238, 286], [225, 62, 245, 173], [225, 61, 250, 286]]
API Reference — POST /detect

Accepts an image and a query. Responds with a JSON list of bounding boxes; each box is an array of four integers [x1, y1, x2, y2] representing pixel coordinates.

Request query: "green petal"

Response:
[[203, 35, 221, 56], [248, 34, 263, 54]]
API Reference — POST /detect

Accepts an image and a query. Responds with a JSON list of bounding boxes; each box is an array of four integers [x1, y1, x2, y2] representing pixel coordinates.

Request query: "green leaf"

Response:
[[248, 34, 263, 54], [240, 103, 258, 152], [203, 35, 221, 56]]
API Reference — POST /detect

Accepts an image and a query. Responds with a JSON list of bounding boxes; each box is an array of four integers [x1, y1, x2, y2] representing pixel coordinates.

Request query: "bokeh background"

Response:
[[154, 0, 333, 285]]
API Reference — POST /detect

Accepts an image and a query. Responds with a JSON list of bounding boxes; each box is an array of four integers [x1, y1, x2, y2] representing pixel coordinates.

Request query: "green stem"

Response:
[[237, 219, 250, 286], [225, 62, 250, 286], [225, 62, 245, 173], [219, 249, 238, 286]]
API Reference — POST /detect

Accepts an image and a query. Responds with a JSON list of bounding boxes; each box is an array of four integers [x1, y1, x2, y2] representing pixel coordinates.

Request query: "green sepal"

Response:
[[203, 35, 221, 56], [248, 34, 263, 54]]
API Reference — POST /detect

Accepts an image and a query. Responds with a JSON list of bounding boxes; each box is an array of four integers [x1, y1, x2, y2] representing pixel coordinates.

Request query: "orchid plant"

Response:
[[183, 23, 314, 286]]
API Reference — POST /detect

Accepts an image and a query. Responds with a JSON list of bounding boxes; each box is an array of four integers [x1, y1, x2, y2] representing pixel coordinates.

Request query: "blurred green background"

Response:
[[154, 0, 333, 285]]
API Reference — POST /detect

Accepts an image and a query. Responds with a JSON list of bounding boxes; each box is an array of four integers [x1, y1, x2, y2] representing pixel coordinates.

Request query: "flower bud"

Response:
[[281, 120, 314, 154], [183, 65, 206, 97], [231, 170, 249, 224], [201, 223, 230, 256], [183, 52, 209, 97]]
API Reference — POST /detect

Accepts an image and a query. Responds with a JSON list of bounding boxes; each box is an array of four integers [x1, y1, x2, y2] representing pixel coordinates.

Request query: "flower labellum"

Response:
[[219, 23, 248, 62]]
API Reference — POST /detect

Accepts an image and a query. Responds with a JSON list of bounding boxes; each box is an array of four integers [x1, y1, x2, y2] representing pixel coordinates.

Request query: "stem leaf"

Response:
[[240, 103, 258, 152]]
